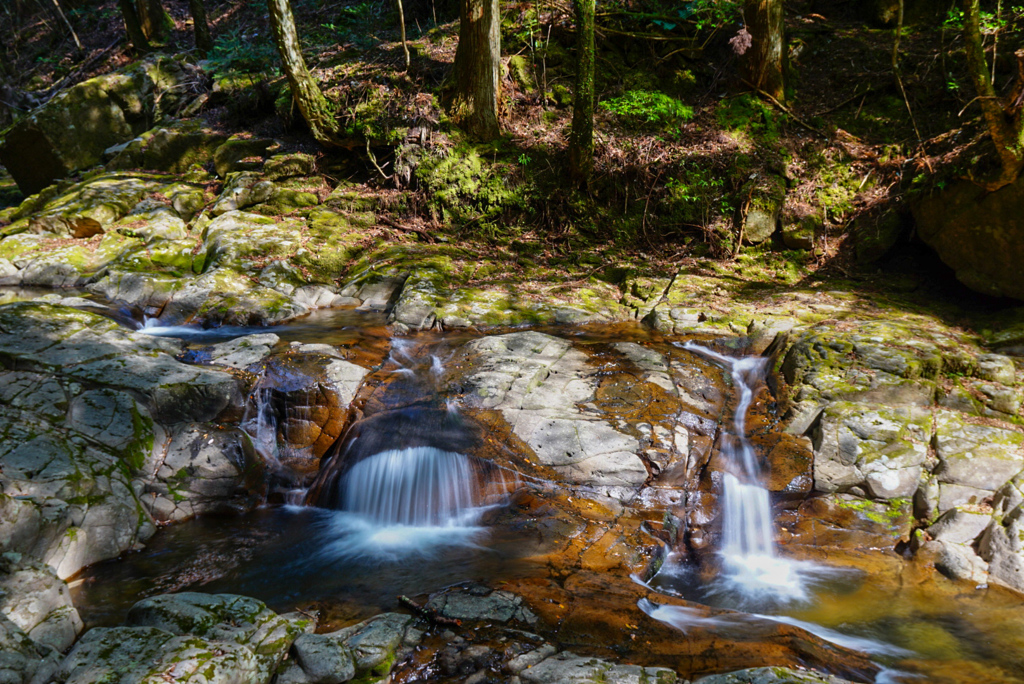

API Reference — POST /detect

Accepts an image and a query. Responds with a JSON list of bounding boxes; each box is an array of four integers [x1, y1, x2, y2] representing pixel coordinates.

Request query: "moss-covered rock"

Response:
[[107, 119, 229, 173], [0, 56, 202, 195]]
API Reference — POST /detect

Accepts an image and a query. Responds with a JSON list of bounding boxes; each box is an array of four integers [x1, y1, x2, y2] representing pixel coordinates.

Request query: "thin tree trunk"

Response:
[[568, 0, 595, 185], [963, 0, 1023, 188], [267, 0, 342, 145], [118, 0, 152, 52], [188, 0, 213, 56], [743, 0, 784, 101], [396, 0, 410, 70], [48, 0, 82, 52], [452, 0, 500, 140]]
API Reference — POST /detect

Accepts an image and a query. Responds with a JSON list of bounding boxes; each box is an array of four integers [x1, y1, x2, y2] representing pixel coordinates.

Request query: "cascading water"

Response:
[[308, 339, 517, 556], [339, 446, 483, 527], [679, 342, 805, 603]]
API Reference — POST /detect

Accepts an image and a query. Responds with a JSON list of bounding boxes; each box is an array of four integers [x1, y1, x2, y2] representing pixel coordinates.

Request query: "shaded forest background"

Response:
[[1, 0, 1022, 293]]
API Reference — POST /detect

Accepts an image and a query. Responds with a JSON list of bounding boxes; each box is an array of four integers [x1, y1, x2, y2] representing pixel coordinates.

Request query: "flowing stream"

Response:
[[61, 308, 1024, 683]]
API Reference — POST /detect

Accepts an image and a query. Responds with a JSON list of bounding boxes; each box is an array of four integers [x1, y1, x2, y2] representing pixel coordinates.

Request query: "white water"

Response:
[[679, 342, 808, 602]]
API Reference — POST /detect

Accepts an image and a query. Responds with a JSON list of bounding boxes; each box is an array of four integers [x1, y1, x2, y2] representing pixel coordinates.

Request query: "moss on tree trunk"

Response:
[[267, 0, 343, 146], [569, 0, 595, 185]]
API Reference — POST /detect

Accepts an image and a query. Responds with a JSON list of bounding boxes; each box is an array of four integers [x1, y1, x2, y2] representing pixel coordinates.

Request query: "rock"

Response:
[[852, 210, 907, 265], [115, 198, 188, 242], [291, 633, 356, 684], [458, 332, 648, 498], [139, 424, 260, 523], [210, 173, 278, 216], [206, 333, 280, 369], [424, 585, 538, 625], [214, 137, 278, 178], [321, 613, 415, 678], [0, 56, 201, 195], [811, 402, 931, 499], [54, 593, 309, 684], [782, 215, 818, 251], [977, 353, 1016, 385], [928, 508, 992, 545], [932, 409, 1024, 491], [518, 651, 677, 684], [263, 153, 316, 181], [912, 176, 1024, 300], [694, 666, 854, 684], [0, 552, 83, 652], [26, 173, 164, 239], [741, 174, 785, 244], [0, 612, 60, 684], [107, 119, 229, 173], [0, 302, 246, 576], [978, 473, 1024, 592]]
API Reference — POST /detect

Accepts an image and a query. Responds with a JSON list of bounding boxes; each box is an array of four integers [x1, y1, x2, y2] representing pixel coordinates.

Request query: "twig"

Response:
[[42, 37, 123, 103], [891, 0, 921, 139], [365, 139, 392, 180], [398, 595, 462, 626]]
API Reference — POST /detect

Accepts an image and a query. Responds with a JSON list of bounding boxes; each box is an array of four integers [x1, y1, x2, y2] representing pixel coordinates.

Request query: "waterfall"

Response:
[[338, 446, 482, 527], [681, 343, 805, 602]]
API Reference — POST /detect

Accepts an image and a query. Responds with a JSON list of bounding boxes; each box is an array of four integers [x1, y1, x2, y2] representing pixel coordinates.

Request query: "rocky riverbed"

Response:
[[3, 59, 1024, 684]]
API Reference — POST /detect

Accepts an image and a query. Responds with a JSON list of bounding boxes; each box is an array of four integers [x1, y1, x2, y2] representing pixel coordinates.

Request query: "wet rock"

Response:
[[206, 333, 280, 369], [518, 651, 677, 684], [425, 584, 538, 625], [459, 332, 648, 498], [0, 56, 201, 195], [319, 612, 415, 678], [780, 493, 913, 550], [919, 538, 990, 585], [978, 473, 1024, 592], [812, 402, 932, 499], [139, 423, 260, 523], [0, 552, 83, 652], [694, 667, 854, 684], [291, 632, 356, 684]]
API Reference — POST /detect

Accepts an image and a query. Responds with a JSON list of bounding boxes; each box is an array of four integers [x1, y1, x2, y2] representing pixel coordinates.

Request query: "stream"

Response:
[[59, 305, 1024, 683]]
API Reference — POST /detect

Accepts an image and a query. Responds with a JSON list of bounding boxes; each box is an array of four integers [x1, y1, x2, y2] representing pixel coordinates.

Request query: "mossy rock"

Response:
[[107, 119, 228, 174], [852, 210, 908, 265], [742, 174, 786, 244]]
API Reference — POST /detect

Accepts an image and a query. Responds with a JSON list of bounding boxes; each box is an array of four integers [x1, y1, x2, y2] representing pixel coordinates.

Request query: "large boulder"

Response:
[[0, 302, 245, 576], [912, 177, 1024, 300], [0, 56, 202, 195], [53, 593, 310, 684]]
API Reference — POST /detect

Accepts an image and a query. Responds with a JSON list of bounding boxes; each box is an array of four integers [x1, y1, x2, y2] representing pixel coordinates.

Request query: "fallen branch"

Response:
[[398, 595, 462, 626], [741, 79, 828, 138]]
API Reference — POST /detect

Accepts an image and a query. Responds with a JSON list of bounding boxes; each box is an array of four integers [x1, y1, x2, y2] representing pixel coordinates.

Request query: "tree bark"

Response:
[[568, 0, 595, 185], [188, 0, 213, 56], [137, 0, 170, 42], [743, 0, 784, 101], [267, 0, 342, 145], [118, 0, 152, 52], [963, 0, 1023, 188], [452, 0, 500, 140]]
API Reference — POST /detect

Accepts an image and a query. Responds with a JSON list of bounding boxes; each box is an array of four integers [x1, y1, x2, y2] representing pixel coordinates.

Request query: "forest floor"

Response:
[[0, 0, 1020, 314]]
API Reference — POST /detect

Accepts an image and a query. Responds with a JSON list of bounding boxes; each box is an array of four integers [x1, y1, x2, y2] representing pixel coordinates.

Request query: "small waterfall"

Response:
[[241, 383, 280, 466], [339, 446, 482, 527], [681, 342, 804, 602]]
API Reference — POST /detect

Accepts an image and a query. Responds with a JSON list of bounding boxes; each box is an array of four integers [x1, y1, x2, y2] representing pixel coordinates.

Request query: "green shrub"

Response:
[[600, 90, 694, 130]]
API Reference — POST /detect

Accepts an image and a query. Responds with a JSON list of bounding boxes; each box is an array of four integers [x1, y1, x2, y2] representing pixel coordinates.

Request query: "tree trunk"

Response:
[[452, 0, 500, 140], [963, 0, 1023, 188], [118, 0, 152, 52], [188, 0, 213, 56], [568, 0, 595, 185], [137, 0, 170, 42], [267, 0, 342, 145], [743, 0, 784, 101]]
